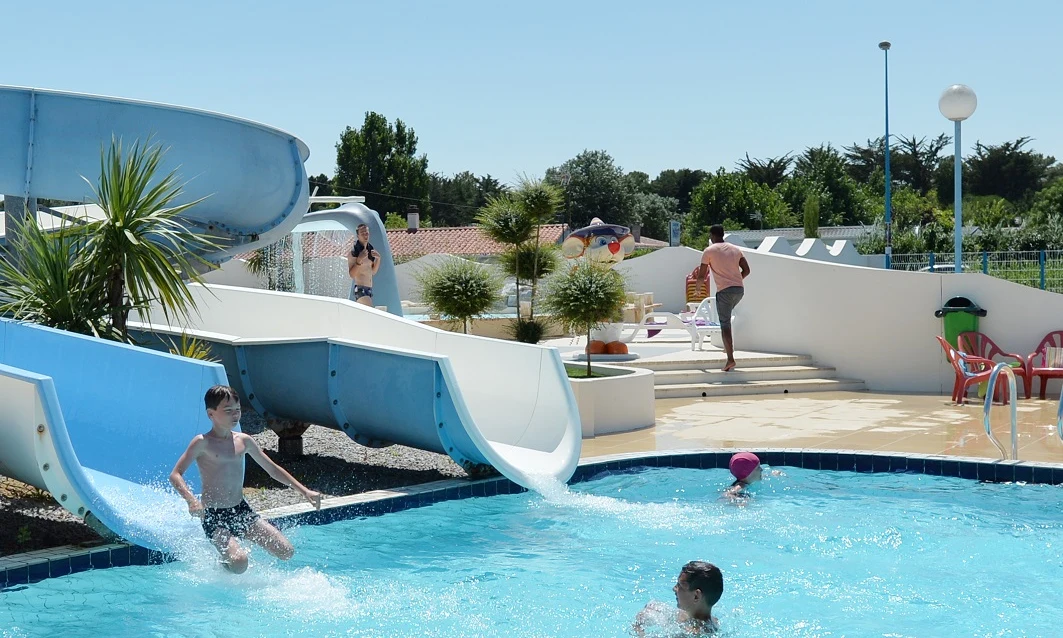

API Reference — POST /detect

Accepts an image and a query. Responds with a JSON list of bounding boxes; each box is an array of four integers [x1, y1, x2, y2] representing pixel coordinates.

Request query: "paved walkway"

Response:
[[581, 391, 1063, 463]]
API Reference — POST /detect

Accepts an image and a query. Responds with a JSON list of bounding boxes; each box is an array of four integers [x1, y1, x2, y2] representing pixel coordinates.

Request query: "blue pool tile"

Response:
[[817, 453, 838, 471], [5, 566, 28, 586], [975, 463, 996, 482], [871, 455, 891, 473], [69, 553, 91, 574], [958, 462, 978, 480], [1032, 466, 1055, 485], [783, 450, 803, 467], [992, 463, 1015, 483], [110, 547, 130, 568], [904, 457, 925, 474], [471, 482, 487, 497], [759, 451, 784, 467], [923, 458, 942, 476], [939, 459, 961, 478], [27, 561, 49, 583], [1013, 463, 1035, 483], [129, 545, 153, 566], [835, 453, 855, 472], [671, 454, 700, 469], [49, 557, 71, 578], [853, 454, 875, 473], [801, 452, 822, 470], [90, 550, 111, 570]]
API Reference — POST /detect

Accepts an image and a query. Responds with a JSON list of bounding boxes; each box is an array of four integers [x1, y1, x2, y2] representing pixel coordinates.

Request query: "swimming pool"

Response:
[[2, 465, 1061, 637]]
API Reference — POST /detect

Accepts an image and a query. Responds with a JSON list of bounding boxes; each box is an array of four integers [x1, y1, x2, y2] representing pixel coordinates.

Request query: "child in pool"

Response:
[[723, 452, 782, 501], [169, 385, 321, 573]]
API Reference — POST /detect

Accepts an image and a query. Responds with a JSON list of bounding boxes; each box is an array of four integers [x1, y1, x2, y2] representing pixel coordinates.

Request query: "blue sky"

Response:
[[7, 0, 1061, 187]]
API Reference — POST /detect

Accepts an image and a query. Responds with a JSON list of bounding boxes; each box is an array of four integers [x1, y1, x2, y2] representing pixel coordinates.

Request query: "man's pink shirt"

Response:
[[701, 242, 745, 291]]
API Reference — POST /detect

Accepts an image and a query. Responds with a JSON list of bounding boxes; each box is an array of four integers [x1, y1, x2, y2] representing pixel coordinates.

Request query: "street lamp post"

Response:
[[938, 84, 978, 273], [879, 41, 892, 270]]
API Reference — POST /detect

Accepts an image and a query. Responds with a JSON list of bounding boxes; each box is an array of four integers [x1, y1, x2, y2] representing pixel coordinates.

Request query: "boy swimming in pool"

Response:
[[169, 385, 321, 573], [633, 561, 724, 635]]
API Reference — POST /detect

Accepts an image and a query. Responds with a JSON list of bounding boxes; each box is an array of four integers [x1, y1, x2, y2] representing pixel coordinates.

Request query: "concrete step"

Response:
[[652, 365, 839, 386], [613, 353, 813, 372], [655, 377, 868, 399]]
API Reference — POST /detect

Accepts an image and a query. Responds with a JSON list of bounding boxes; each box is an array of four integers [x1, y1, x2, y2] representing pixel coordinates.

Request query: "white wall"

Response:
[[619, 247, 1063, 393], [202, 258, 264, 289], [617, 247, 702, 313]]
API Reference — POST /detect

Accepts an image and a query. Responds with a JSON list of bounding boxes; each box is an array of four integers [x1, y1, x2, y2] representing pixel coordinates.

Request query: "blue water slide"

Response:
[[0, 319, 229, 551], [129, 284, 583, 487], [0, 85, 310, 262]]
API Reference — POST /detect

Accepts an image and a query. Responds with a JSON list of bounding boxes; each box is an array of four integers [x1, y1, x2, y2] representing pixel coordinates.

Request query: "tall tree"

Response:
[[792, 144, 870, 225], [546, 150, 633, 229], [650, 168, 707, 215], [334, 112, 430, 219], [737, 153, 792, 189], [965, 137, 1057, 205], [684, 169, 794, 245], [630, 192, 681, 241]]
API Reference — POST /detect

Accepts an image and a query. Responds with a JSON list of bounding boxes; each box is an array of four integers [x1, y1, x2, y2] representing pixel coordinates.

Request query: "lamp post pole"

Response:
[[879, 41, 892, 270], [938, 84, 977, 273]]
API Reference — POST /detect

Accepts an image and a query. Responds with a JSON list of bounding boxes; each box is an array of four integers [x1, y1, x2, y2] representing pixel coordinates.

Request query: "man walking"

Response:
[[696, 225, 750, 371]]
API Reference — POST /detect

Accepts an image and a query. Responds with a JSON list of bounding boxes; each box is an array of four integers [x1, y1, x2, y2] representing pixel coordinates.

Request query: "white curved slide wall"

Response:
[[131, 284, 582, 487]]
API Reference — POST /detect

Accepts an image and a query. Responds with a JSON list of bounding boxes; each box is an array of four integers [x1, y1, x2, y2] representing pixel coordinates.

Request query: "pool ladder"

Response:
[[1058, 381, 1063, 446], [982, 363, 1018, 460]]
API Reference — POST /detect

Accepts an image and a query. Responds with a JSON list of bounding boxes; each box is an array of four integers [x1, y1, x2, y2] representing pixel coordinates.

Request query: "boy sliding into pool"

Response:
[[169, 385, 321, 574]]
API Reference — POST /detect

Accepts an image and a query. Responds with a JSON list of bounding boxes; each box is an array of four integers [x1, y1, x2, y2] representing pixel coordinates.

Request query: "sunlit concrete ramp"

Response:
[[129, 284, 582, 487], [0, 318, 229, 551], [0, 85, 310, 262]]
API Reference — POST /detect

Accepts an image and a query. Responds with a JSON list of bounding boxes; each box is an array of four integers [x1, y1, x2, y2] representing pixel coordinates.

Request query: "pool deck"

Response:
[[581, 391, 1063, 464], [543, 331, 1063, 464]]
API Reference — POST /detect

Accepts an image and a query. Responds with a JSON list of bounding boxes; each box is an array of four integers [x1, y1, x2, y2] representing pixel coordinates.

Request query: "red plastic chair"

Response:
[[1025, 330, 1063, 399], [936, 336, 1010, 405], [957, 331, 1032, 399]]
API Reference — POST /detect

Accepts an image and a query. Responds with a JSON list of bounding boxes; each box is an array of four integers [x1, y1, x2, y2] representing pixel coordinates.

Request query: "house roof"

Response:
[[234, 222, 667, 261], [386, 224, 568, 258]]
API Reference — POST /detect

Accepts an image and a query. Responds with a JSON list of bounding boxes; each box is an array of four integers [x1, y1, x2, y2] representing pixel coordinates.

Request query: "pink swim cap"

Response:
[[729, 452, 760, 480]]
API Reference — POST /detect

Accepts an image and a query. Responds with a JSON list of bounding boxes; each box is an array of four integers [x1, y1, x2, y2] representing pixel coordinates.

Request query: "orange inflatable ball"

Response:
[[586, 340, 607, 355], [605, 341, 629, 355]]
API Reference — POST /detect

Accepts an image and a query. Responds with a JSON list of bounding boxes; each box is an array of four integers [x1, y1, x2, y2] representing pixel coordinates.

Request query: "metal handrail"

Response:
[[1057, 383, 1063, 444], [983, 363, 1018, 460]]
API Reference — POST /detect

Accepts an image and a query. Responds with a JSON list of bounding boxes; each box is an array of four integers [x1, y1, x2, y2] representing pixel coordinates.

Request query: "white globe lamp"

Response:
[[939, 84, 977, 272], [938, 84, 978, 121]]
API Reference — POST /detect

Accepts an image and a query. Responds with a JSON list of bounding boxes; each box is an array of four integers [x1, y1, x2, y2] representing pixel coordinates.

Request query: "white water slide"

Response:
[[131, 283, 583, 488]]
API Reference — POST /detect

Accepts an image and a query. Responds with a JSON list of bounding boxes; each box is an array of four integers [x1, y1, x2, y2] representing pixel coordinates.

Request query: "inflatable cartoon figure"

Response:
[[561, 218, 635, 355]]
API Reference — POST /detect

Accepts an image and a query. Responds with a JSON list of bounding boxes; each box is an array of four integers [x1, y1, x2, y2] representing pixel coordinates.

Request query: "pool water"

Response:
[[3, 467, 1061, 637]]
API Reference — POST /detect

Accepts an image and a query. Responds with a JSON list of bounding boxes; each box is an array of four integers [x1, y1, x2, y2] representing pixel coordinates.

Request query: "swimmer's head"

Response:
[[729, 452, 761, 483], [205, 385, 241, 428], [674, 560, 723, 617]]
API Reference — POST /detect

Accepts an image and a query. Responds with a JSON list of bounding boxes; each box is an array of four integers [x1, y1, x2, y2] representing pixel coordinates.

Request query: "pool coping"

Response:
[[3, 448, 1061, 589]]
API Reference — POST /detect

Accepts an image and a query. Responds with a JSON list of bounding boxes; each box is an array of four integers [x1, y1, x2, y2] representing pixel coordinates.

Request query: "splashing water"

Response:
[[524, 471, 739, 536], [255, 229, 356, 299]]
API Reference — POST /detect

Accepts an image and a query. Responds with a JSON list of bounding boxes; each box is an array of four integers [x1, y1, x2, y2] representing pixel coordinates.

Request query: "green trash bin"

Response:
[[934, 296, 987, 348]]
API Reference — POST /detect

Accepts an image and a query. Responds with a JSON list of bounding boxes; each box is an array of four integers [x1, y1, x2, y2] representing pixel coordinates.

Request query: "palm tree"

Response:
[[515, 175, 563, 318], [81, 135, 217, 338], [476, 194, 534, 316], [0, 216, 118, 339]]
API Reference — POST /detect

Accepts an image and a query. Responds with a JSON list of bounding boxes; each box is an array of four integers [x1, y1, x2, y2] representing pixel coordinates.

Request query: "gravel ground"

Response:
[[0, 408, 472, 557]]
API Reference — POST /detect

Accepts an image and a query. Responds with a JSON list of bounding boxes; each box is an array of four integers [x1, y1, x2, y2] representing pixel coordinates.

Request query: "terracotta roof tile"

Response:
[[236, 224, 666, 261], [386, 224, 567, 258]]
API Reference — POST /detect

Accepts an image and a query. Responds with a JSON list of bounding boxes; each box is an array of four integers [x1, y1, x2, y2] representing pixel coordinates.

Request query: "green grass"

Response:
[[565, 367, 604, 379]]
